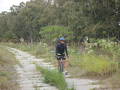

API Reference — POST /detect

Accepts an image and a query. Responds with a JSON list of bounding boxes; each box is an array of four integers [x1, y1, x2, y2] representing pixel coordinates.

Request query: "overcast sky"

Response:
[[0, 0, 30, 12]]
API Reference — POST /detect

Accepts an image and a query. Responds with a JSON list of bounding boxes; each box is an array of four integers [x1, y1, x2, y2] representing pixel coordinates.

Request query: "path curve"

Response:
[[8, 47, 100, 90]]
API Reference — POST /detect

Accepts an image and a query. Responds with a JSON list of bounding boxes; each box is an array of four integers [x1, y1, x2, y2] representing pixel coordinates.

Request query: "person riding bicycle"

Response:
[[55, 37, 69, 73]]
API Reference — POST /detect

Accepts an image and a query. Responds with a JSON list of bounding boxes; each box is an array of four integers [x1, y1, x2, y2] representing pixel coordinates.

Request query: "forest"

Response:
[[0, 0, 120, 43]]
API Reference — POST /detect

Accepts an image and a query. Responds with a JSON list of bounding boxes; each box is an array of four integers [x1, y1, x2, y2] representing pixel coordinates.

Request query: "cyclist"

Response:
[[55, 37, 69, 73]]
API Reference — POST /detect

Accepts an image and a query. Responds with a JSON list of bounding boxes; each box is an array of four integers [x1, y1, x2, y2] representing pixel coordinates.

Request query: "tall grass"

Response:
[[79, 54, 118, 76]]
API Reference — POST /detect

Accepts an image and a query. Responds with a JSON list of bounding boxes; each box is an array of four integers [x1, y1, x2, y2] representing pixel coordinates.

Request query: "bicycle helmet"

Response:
[[59, 37, 65, 41]]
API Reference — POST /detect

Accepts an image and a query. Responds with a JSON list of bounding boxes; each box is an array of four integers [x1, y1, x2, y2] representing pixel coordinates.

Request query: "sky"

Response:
[[0, 0, 30, 12]]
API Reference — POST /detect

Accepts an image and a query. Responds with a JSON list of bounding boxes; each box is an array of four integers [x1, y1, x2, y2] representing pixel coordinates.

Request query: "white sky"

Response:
[[0, 0, 30, 12]]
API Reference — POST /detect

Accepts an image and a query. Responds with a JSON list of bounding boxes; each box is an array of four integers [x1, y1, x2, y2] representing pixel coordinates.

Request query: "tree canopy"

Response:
[[0, 0, 120, 43]]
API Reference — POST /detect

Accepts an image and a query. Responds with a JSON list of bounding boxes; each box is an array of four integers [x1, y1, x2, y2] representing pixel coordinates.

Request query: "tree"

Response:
[[40, 25, 73, 43]]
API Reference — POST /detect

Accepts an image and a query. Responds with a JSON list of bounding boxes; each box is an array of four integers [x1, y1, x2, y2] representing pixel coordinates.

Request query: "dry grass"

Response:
[[0, 46, 19, 90]]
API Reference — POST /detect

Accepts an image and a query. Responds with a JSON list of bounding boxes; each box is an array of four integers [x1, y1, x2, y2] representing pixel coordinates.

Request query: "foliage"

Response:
[[0, 0, 120, 42], [95, 39, 120, 58], [7, 42, 120, 77], [40, 25, 73, 42]]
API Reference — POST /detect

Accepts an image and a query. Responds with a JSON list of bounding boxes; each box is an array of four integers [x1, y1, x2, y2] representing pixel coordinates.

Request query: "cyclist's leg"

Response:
[[57, 55, 65, 72], [57, 56, 63, 72], [58, 61, 61, 72], [56, 56, 60, 71], [62, 56, 69, 75], [60, 56, 66, 72], [59, 59, 62, 72], [62, 56, 66, 68], [61, 58, 64, 72]]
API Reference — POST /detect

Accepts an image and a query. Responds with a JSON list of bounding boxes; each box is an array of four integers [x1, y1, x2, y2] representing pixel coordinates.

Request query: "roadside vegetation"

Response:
[[2, 39, 120, 89], [36, 66, 75, 90], [36, 66, 68, 90], [0, 46, 19, 90]]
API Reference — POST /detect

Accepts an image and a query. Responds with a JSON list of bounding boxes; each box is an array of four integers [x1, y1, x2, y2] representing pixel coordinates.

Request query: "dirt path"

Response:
[[8, 48, 57, 90], [8, 47, 100, 90]]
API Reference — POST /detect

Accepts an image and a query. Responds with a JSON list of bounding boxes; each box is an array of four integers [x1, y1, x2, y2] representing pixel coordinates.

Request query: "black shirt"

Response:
[[56, 43, 68, 56]]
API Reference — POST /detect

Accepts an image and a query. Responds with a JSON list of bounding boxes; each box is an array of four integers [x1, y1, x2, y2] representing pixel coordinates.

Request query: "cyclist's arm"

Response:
[[65, 45, 68, 57], [55, 45, 59, 56]]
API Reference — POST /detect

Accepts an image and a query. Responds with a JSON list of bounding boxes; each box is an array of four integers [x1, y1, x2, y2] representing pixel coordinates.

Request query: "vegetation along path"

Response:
[[8, 47, 100, 90]]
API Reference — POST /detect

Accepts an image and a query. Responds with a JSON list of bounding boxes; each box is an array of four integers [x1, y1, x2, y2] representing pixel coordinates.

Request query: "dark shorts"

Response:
[[56, 54, 66, 60]]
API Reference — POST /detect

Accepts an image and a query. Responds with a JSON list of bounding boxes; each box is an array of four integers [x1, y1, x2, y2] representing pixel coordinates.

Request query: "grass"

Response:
[[2, 42, 120, 89], [0, 46, 19, 90], [36, 66, 75, 90], [78, 54, 118, 77], [3, 42, 119, 77], [100, 72, 120, 89], [2, 42, 57, 65]]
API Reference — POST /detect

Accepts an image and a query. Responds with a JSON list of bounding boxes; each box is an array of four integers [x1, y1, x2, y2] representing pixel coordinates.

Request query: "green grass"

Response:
[[36, 66, 75, 90], [2, 42, 120, 89], [0, 46, 19, 90], [79, 54, 118, 76], [36, 66, 68, 90], [3, 42, 119, 77]]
